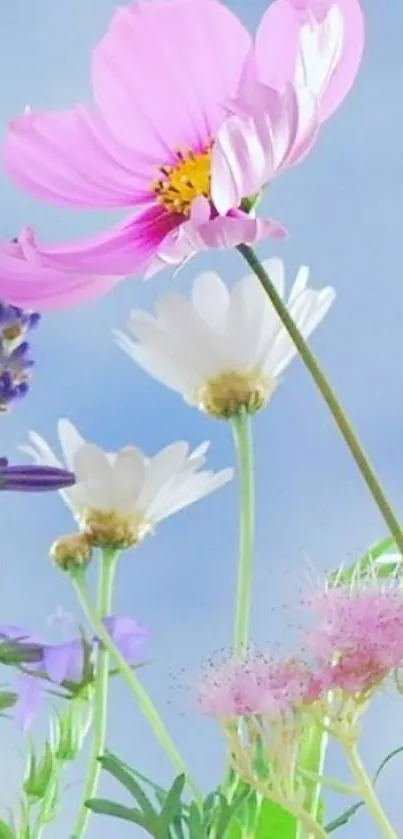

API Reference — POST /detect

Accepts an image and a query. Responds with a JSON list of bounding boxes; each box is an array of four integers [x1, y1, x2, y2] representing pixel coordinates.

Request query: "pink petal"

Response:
[[4, 106, 153, 208], [213, 84, 318, 206], [211, 112, 269, 215], [37, 206, 181, 275], [92, 0, 252, 158], [0, 233, 122, 310], [255, 0, 364, 122], [145, 211, 287, 277]]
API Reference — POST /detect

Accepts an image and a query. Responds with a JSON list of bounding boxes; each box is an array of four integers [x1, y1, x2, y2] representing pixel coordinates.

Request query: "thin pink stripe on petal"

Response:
[[37, 206, 181, 276], [92, 0, 252, 159], [4, 106, 153, 208]]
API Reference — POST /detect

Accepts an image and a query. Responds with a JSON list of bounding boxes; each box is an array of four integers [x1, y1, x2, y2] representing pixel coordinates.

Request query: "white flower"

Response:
[[114, 259, 335, 418], [20, 419, 233, 548]]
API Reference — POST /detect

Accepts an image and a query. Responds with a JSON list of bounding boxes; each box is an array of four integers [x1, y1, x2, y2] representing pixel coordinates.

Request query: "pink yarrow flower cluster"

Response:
[[305, 584, 403, 693], [0, 0, 364, 308], [195, 653, 322, 719]]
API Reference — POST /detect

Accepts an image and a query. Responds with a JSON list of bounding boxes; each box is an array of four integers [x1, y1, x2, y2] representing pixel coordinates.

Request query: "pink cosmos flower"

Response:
[[1, 0, 364, 307], [0, 228, 121, 309], [305, 585, 403, 693], [195, 653, 323, 718]]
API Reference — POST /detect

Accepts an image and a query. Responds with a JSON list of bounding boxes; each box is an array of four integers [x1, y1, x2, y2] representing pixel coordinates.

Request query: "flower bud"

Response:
[[50, 698, 92, 762], [50, 533, 93, 572], [23, 742, 56, 801]]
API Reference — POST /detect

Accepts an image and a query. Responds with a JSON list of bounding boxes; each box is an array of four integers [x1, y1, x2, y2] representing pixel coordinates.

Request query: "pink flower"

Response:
[[0, 228, 121, 309], [2, 0, 364, 304], [195, 653, 323, 718], [306, 586, 403, 693]]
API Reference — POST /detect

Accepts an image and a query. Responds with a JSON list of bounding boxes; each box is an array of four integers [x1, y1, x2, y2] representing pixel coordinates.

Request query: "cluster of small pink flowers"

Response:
[[195, 652, 324, 719], [304, 584, 403, 694]]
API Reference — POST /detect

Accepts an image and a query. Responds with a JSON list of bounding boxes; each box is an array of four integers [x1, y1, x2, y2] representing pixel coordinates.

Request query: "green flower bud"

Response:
[[23, 742, 55, 802], [50, 698, 92, 763]]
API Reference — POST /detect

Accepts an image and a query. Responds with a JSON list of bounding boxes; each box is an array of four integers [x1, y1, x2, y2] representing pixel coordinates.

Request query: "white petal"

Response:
[[57, 419, 87, 471], [191, 272, 230, 333], [152, 468, 234, 522], [225, 276, 267, 369], [261, 258, 286, 299], [73, 444, 113, 510], [111, 447, 146, 512], [20, 432, 62, 468], [138, 442, 190, 515], [153, 294, 223, 378], [288, 265, 310, 304], [114, 330, 199, 395]]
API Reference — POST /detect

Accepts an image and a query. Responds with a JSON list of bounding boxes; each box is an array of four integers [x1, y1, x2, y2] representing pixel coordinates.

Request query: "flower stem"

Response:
[[232, 411, 255, 659], [237, 244, 403, 557], [345, 745, 399, 839], [71, 547, 118, 839], [71, 568, 202, 804]]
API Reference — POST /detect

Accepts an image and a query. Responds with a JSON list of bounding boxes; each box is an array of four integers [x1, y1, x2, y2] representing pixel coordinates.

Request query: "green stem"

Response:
[[71, 569, 202, 804], [237, 244, 403, 557], [345, 745, 399, 839], [71, 547, 118, 839], [232, 411, 255, 658]]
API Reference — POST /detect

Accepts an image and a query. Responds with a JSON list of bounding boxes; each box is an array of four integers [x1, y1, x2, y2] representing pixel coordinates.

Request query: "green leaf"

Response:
[[85, 798, 148, 827], [254, 798, 297, 839], [329, 536, 398, 586], [186, 801, 205, 839], [0, 819, 15, 839], [98, 754, 157, 819], [159, 774, 186, 825]]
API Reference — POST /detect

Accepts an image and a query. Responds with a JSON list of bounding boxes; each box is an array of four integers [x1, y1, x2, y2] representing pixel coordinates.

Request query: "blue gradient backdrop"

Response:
[[0, 1, 402, 836]]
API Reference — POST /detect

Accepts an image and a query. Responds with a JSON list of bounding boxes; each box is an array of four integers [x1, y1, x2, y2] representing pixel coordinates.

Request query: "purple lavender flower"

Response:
[[0, 617, 148, 729], [0, 458, 75, 492], [0, 298, 40, 411]]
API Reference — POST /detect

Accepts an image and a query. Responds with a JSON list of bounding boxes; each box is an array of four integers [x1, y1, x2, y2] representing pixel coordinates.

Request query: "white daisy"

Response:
[[20, 419, 233, 549], [114, 259, 335, 419]]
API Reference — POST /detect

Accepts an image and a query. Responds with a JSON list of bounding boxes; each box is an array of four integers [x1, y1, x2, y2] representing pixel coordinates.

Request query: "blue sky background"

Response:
[[0, 0, 402, 836]]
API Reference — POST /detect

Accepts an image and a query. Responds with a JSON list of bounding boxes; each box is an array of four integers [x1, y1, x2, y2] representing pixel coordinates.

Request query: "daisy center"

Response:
[[195, 370, 276, 419], [80, 508, 152, 550], [152, 146, 211, 216]]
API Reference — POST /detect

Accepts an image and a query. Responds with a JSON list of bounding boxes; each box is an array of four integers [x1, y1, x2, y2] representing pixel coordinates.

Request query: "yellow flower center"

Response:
[[195, 370, 276, 419], [152, 146, 212, 216], [2, 323, 23, 341], [80, 508, 153, 550]]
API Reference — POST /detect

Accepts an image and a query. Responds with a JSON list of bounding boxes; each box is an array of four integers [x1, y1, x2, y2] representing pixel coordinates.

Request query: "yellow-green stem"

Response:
[[232, 411, 255, 659], [345, 745, 399, 839], [71, 547, 118, 839], [71, 568, 202, 804], [237, 244, 403, 557]]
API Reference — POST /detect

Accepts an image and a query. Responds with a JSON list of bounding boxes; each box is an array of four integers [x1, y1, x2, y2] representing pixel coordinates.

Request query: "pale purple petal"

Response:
[[43, 640, 84, 684], [101, 615, 148, 666], [92, 0, 252, 157], [14, 674, 44, 731]]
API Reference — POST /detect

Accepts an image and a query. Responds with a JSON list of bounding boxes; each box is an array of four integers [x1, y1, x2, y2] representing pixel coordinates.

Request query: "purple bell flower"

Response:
[[0, 616, 148, 729]]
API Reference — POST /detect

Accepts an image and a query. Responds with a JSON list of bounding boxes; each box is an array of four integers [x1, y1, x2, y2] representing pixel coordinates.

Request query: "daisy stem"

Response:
[[71, 546, 118, 839], [231, 411, 255, 658], [71, 568, 203, 805], [344, 744, 399, 839], [237, 244, 403, 557]]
